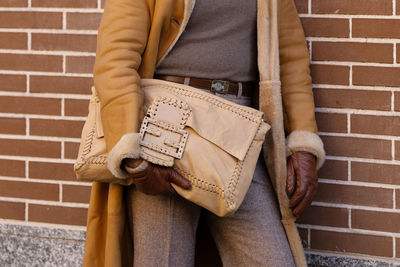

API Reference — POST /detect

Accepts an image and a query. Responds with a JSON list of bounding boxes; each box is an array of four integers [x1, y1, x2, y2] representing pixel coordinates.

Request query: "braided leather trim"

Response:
[[173, 166, 226, 198], [226, 123, 267, 208], [81, 126, 96, 161], [140, 150, 173, 167], [226, 160, 244, 209], [87, 156, 107, 165], [147, 96, 191, 129], [171, 122, 266, 211], [150, 85, 263, 124], [75, 125, 107, 171]]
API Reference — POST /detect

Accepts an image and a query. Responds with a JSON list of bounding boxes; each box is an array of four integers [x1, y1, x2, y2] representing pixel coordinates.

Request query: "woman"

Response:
[[83, 0, 325, 266]]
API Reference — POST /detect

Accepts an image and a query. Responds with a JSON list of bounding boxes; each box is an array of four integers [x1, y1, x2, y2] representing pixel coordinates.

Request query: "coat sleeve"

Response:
[[278, 0, 325, 169], [93, 0, 150, 178]]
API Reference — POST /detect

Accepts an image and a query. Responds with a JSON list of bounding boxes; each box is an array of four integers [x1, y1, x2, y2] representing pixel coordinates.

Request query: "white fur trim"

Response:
[[107, 133, 141, 179], [286, 130, 325, 170], [124, 160, 149, 174]]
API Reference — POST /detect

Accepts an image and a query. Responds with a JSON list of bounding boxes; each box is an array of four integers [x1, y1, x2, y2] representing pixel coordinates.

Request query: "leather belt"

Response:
[[154, 75, 255, 97]]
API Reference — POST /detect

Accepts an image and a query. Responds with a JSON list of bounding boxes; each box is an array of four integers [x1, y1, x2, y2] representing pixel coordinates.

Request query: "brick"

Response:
[[321, 136, 392, 160], [398, 44, 400, 64], [352, 162, 400, 185], [0, 117, 25, 135], [66, 56, 95, 74], [316, 112, 347, 133], [352, 210, 400, 233], [0, 0, 27, 7], [394, 92, 400, 111], [312, 0, 392, 15], [0, 96, 60, 115], [297, 206, 348, 228], [29, 204, 87, 226], [314, 88, 391, 111], [32, 33, 97, 52], [65, 142, 80, 159], [294, 0, 308, 13], [30, 76, 92, 94], [0, 74, 26, 92], [297, 227, 309, 248], [397, 238, 400, 258], [397, 0, 400, 15], [32, 0, 97, 8], [30, 119, 84, 138], [64, 99, 89, 116], [351, 114, 400, 136], [301, 18, 349, 38], [0, 32, 27, 49], [0, 53, 62, 72], [0, 159, 25, 177], [0, 180, 58, 201], [29, 162, 76, 181], [312, 42, 393, 64], [0, 139, 60, 158], [314, 183, 393, 208], [311, 230, 392, 257], [397, 190, 400, 209], [310, 65, 349, 85], [396, 142, 400, 161], [62, 185, 91, 203], [67, 12, 102, 30], [353, 19, 400, 38], [318, 160, 348, 180], [353, 66, 400, 87], [0, 201, 25, 220], [0, 11, 62, 29]]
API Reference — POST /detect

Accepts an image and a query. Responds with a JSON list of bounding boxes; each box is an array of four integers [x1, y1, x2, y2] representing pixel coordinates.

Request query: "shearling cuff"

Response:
[[286, 130, 325, 170], [124, 160, 149, 174], [107, 133, 141, 179]]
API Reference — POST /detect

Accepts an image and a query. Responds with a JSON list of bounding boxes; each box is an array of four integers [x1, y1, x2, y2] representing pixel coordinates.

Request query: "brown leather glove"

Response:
[[122, 158, 191, 195], [286, 151, 318, 217]]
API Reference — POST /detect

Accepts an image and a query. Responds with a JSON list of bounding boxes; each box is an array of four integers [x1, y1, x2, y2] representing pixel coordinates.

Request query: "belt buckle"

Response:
[[211, 80, 229, 94]]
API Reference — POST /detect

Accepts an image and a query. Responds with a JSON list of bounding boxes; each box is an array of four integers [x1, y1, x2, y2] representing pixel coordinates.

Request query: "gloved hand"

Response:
[[286, 151, 318, 217], [123, 158, 191, 195]]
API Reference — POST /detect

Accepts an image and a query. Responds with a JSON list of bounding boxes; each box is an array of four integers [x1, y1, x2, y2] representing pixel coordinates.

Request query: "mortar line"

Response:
[[312, 202, 400, 212], [0, 176, 90, 186], [296, 224, 400, 238]]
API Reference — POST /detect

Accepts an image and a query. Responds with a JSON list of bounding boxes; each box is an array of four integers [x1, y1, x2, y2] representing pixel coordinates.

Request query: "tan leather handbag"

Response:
[[74, 79, 270, 216]]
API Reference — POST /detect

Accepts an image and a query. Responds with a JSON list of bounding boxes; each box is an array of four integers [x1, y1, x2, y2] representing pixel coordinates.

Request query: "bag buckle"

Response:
[[211, 80, 229, 94], [139, 116, 189, 159]]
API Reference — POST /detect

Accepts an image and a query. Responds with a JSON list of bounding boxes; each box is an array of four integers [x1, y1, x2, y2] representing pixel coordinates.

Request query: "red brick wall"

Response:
[[295, 0, 400, 260], [0, 0, 398, 262], [0, 0, 103, 226]]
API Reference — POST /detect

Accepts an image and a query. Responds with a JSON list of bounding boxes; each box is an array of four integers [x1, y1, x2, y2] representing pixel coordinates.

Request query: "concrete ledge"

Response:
[[306, 251, 400, 267], [1, 222, 399, 266], [0, 222, 85, 266]]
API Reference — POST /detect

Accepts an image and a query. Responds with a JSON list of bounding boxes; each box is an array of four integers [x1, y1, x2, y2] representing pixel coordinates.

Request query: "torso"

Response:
[[155, 0, 258, 82]]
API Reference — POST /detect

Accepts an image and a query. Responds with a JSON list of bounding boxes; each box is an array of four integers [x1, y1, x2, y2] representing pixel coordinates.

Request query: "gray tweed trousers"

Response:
[[126, 92, 295, 267]]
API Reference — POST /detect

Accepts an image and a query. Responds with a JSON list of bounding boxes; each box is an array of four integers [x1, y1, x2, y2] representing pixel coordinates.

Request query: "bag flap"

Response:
[[185, 101, 263, 161], [141, 80, 268, 161]]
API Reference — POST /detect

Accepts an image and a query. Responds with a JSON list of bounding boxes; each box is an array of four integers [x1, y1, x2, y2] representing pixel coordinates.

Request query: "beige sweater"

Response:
[[155, 0, 258, 82]]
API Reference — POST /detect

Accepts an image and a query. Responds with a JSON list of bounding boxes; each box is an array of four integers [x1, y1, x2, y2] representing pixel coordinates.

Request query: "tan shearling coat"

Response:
[[83, 0, 326, 266]]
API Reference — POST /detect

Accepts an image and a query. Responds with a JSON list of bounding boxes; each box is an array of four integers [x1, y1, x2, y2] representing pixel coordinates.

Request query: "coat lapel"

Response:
[[156, 0, 196, 67], [257, 1, 307, 266]]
